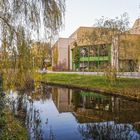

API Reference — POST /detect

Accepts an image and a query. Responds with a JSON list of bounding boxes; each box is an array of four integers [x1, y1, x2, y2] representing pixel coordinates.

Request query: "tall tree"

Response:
[[79, 13, 130, 84], [93, 13, 130, 84], [0, 0, 65, 89]]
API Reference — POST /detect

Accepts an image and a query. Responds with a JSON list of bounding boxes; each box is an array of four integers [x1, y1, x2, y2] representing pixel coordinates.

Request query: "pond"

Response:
[[8, 84, 140, 140]]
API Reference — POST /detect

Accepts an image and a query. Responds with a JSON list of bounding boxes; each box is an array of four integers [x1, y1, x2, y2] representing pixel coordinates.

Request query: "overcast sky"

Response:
[[59, 0, 140, 37]]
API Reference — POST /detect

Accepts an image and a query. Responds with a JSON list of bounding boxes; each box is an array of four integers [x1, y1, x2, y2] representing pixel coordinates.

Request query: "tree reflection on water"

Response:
[[78, 122, 140, 140], [8, 84, 140, 140], [26, 103, 43, 140], [9, 85, 55, 140]]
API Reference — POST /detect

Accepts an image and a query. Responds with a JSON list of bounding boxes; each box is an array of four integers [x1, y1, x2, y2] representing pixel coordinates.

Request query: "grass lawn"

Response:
[[39, 73, 140, 99]]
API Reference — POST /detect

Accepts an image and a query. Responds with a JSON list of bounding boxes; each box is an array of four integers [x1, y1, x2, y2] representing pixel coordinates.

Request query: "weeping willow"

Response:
[[0, 0, 65, 89]]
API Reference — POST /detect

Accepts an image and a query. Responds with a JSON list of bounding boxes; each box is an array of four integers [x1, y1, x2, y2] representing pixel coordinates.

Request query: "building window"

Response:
[[99, 44, 109, 56], [89, 46, 98, 57], [80, 47, 89, 57]]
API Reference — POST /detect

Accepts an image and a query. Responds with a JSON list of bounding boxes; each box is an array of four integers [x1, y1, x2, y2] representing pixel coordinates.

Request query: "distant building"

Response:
[[52, 38, 69, 71], [52, 19, 140, 72], [68, 27, 112, 71]]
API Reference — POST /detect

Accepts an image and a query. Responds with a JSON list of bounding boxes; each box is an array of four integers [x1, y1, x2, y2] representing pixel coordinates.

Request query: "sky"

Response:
[[59, 0, 140, 38]]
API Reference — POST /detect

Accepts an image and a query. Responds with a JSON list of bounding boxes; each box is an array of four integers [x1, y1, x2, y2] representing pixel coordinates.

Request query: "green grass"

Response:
[[40, 73, 140, 99]]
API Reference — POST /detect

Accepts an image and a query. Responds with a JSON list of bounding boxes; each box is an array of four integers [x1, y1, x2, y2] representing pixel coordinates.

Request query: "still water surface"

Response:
[[8, 84, 140, 140]]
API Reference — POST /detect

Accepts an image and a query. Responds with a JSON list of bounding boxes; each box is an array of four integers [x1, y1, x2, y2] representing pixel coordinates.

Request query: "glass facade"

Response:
[[72, 44, 111, 71]]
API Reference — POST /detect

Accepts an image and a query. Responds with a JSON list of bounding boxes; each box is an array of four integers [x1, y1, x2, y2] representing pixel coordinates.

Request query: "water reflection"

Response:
[[8, 84, 140, 140], [78, 122, 140, 140]]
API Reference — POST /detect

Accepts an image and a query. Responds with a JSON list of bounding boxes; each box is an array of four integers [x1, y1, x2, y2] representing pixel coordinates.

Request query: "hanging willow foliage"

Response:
[[0, 0, 65, 89], [0, 0, 65, 34]]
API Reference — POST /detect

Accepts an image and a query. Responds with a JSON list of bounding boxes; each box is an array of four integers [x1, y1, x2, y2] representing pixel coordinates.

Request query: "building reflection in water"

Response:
[[52, 87, 140, 124], [8, 85, 140, 140]]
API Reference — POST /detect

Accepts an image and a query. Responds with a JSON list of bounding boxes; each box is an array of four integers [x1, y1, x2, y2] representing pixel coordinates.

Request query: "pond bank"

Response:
[[7, 84, 140, 140], [40, 73, 140, 102]]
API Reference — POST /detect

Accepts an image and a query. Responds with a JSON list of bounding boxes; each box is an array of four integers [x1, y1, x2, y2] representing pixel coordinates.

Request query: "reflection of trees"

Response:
[[25, 94, 55, 140], [72, 90, 82, 111], [78, 122, 140, 140], [32, 83, 52, 101], [134, 122, 140, 134], [9, 85, 56, 140], [9, 92, 27, 123], [8, 85, 140, 140], [0, 75, 5, 137], [9, 92, 45, 140], [27, 107, 43, 140], [72, 90, 110, 111], [72, 90, 140, 124], [17, 94, 27, 122], [48, 126, 55, 140]]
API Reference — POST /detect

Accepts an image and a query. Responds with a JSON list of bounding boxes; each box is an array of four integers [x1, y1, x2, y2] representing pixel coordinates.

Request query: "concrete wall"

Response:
[[52, 38, 69, 70], [69, 29, 78, 70], [58, 38, 69, 69]]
